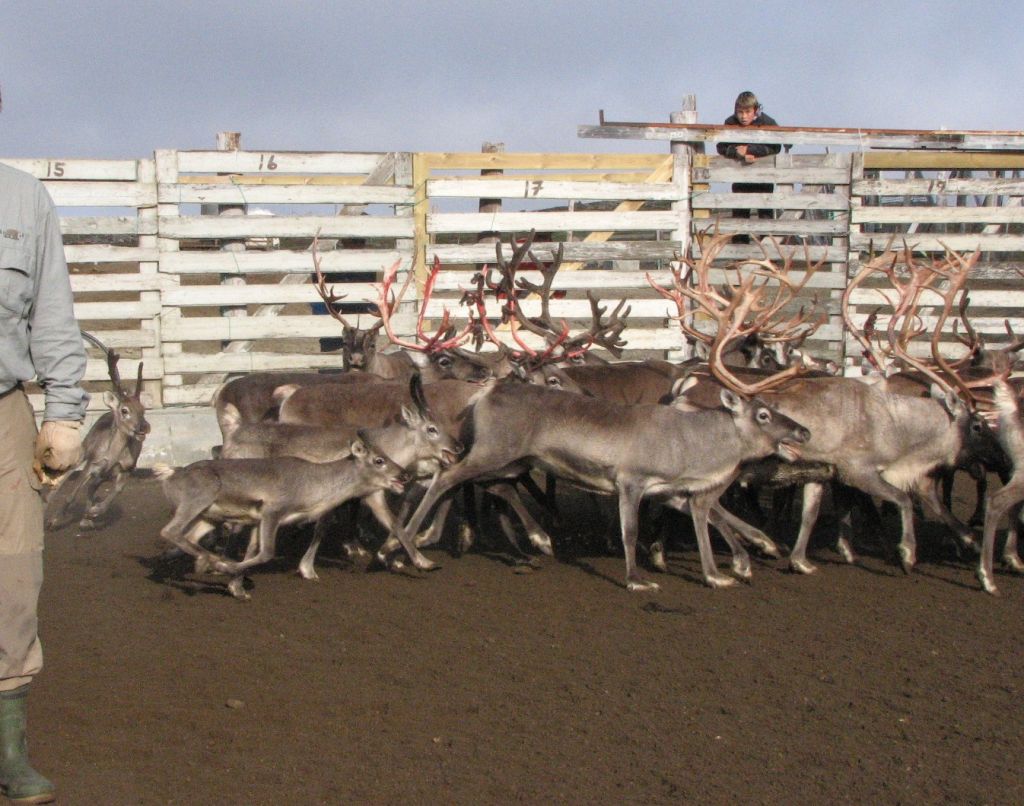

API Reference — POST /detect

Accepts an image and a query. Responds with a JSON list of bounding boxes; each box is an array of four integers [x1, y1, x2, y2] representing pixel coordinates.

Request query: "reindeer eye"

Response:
[[546, 376, 561, 387], [756, 408, 771, 424], [437, 355, 452, 368], [427, 425, 439, 436], [374, 457, 385, 467]]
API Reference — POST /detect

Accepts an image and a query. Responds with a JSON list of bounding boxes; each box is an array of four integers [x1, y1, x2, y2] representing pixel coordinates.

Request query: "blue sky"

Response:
[[2, 1, 1020, 158]]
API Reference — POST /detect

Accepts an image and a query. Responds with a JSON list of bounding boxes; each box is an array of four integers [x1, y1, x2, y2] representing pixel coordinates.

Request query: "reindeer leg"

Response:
[[914, 476, 977, 555], [788, 482, 824, 574], [710, 502, 781, 558], [217, 510, 282, 575], [688, 491, 736, 589], [617, 480, 658, 592], [1002, 502, 1024, 573], [297, 516, 330, 581], [980, 477, 1024, 594], [482, 481, 554, 557], [44, 467, 92, 530], [845, 470, 916, 573], [80, 466, 130, 528]]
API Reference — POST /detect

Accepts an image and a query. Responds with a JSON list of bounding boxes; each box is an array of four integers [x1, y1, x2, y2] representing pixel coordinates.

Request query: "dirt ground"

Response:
[[30, 473, 1024, 805]]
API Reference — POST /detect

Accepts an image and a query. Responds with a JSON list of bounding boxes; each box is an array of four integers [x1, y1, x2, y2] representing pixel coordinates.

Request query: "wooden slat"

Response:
[[157, 215, 413, 239], [851, 206, 1024, 223], [426, 178, 677, 201], [158, 248, 409, 275], [849, 233, 1024, 251], [431, 268, 848, 291], [862, 152, 1024, 170], [852, 178, 1024, 196], [695, 166, 851, 184], [60, 216, 151, 236], [65, 244, 159, 264], [428, 241, 682, 263], [693, 192, 850, 211], [159, 183, 411, 205], [44, 181, 156, 207], [174, 151, 385, 174], [73, 300, 162, 319], [161, 283, 379, 306], [159, 314, 413, 342], [0, 158, 139, 181], [161, 352, 347, 373], [70, 274, 164, 292], [423, 152, 668, 170], [428, 210, 680, 234]]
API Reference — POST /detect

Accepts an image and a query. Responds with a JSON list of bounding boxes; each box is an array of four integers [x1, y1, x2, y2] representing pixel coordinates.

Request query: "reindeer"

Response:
[[44, 331, 149, 531], [220, 373, 465, 576], [211, 242, 495, 440], [667, 240, 1002, 575], [378, 251, 814, 590], [154, 430, 410, 600]]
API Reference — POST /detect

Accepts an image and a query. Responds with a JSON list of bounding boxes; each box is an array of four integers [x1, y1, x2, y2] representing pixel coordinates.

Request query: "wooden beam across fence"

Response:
[[3, 110, 1023, 412]]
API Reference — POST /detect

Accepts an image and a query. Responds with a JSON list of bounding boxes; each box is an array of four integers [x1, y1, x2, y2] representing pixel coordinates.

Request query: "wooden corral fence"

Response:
[[4, 112, 1023, 413]]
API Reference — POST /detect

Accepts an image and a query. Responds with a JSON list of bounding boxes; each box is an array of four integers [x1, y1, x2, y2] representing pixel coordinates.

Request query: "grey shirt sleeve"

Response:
[[29, 184, 89, 422]]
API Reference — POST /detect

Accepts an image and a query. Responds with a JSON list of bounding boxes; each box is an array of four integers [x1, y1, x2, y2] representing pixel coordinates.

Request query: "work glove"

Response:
[[34, 420, 83, 473]]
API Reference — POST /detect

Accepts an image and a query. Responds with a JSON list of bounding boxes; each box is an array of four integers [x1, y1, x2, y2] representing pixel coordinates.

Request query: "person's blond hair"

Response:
[[734, 91, 759, 110]]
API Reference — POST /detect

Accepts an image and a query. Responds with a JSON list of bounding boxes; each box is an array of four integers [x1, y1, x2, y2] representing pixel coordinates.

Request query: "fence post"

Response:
[[669, 94, 701, 360], [477, 141, 504, 247], [207, 132, 248, 343], [136, 157, 163, 407]]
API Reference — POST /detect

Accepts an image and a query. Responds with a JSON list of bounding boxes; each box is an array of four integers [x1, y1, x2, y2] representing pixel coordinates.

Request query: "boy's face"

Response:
[[734, 104, 758, 125]]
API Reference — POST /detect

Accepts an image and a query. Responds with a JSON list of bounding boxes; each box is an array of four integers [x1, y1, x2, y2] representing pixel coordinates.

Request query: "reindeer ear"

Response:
[[406, 352, 430, 368], [103, 390, 118, 409], [272, 384, 300, 405], [350, 438, 367, 458], [719, 388, 743, 412], [399, 405, 421, 426]]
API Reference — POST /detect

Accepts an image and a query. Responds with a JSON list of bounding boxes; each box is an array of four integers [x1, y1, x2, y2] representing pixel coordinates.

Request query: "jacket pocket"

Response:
[[0, 246, 34, 318]]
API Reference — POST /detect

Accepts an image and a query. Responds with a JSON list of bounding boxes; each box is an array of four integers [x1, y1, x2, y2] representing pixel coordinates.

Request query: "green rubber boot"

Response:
[[0, 686, 55, 804]]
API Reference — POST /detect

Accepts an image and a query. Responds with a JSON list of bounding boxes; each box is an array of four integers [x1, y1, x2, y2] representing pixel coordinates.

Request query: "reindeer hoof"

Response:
[[706, 574, 737, 589], [77, 518, 97, 532], [227, 577, 251, 600], [649, 545, 668, 573], [977, 567, 1001, 596], [789, 558, 818, 575], [413, 557, 438, 572], [836, 537, 856, 564], [731, 557, 753, 580], [456, 525, 474, 555], [898, 546, 916, 574], [529, 534, 554, 557], [1003, 553, 1024, 574], [297, 566, 320, 582], [627, 578, 660, 592]]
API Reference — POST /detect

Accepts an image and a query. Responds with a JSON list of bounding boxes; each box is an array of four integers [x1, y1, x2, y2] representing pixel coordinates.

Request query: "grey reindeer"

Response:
[[153, 430, 410, 599], [45, 331, 149, 531]]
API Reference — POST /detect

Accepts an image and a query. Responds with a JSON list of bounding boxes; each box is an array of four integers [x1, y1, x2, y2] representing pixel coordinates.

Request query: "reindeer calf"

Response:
[[154, 433, 408, 599]]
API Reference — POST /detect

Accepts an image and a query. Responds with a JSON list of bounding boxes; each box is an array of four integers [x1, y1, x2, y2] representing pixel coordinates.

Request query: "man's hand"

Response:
[[35, 420, 83, 473]]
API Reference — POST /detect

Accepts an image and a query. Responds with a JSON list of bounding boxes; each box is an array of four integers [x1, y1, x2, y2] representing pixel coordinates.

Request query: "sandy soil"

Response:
[[30, 473, 1024, 805]]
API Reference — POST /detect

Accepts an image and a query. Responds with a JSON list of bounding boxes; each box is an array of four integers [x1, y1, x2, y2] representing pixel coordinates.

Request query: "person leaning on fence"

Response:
[[0, 87, 88, 804], [717, 91, 782, 239]]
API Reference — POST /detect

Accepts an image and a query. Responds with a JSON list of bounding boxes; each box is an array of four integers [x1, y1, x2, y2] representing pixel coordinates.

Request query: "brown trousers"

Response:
[[0, 387, 44, 691]]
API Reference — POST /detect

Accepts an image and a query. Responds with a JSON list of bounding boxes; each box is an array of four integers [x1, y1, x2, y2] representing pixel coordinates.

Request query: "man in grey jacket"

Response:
[[1, 87, 88, 804]]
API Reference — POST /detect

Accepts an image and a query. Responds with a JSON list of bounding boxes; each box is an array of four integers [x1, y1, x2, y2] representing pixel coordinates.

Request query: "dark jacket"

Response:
[[717, 112, 782, 159]]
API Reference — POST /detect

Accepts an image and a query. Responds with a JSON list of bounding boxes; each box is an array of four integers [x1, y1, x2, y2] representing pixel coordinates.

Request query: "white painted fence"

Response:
[[3, 126, 1023, 413]]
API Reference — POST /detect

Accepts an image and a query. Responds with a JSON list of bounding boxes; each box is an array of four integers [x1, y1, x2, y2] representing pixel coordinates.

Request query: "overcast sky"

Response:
[[2, 1, 1021, 160]]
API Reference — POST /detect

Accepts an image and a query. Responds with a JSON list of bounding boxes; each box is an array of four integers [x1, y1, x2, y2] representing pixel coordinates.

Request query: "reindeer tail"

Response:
[[151, 463, 176, 481]]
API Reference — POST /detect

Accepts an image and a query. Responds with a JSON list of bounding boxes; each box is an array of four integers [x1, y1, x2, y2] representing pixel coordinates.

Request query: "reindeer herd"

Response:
[[47, 231, 1024, 601]]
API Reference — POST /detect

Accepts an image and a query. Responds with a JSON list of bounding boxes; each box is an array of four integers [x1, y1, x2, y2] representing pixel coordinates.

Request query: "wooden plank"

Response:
[[161, 283, 379, 306], [851, 207, 1024, 224], [82, 358, 160, 381], [694, 218, 848, 236], [430, 267, 847, 291], [694, 166, 851, 184], [852, 178, 1024, 196], [428, 210, 680, 234], [847, 289, 1024, 308], [159, 183, 412, 205], [426, 178, 677, 201], [862, 152, 1024, 170], [44, 181, 156, 207], [73, 300, 162, 319], [579, 124, 1024, 150], [177, 174, 376, 186], [76, 330, 156, 349], [159, 314, 406, 341], [59, 216, 151, 236], [159, 248, 409, 274], [174, 151, 384, 174], [157, 215, 413, 240], [70, 274, 164, 292], [423, 152, 667, 171], [693, 192, 850, 211], [162, 352, 348, 373], [65, 244, 159, 264], [849, 233, 1024, 252], [0, 158, 139, 181]]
